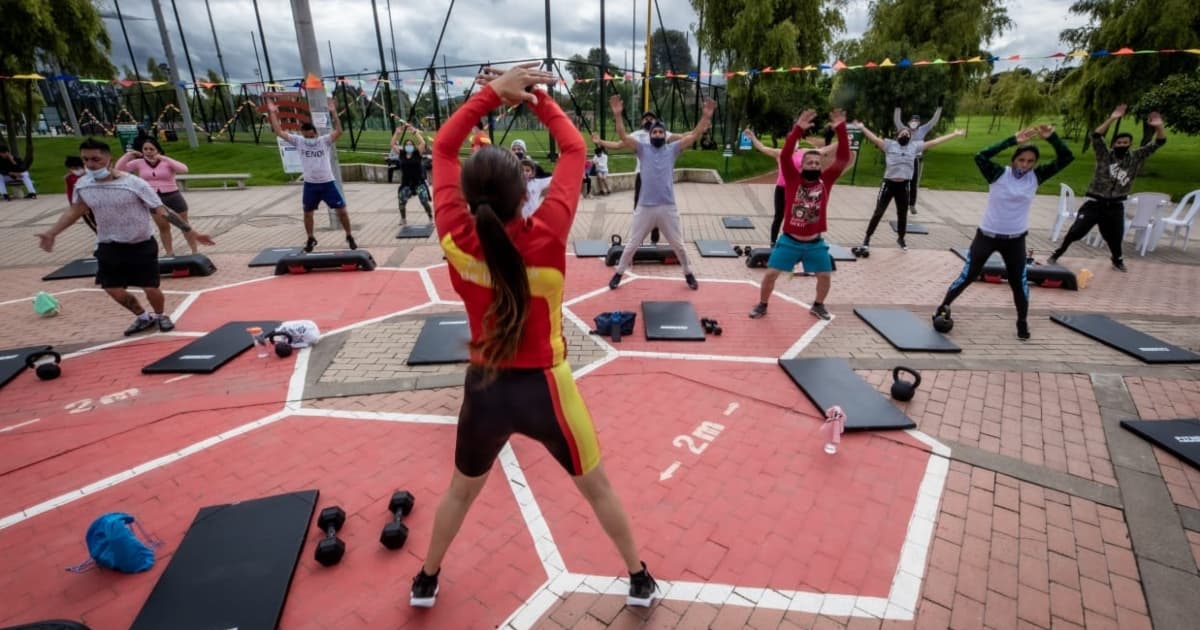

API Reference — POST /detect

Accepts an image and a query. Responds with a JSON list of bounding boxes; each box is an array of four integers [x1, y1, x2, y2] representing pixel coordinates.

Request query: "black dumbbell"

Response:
[[733, 246, 744, 256], [700, 318, 723, 336], [380, 490, 415, 550], [314, 506, 346, 566]]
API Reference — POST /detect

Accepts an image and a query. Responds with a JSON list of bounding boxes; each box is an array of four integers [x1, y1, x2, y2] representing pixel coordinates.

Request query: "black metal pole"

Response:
[[694, 1, 703, 129], [544, 0, 557, 160], [251, 32, 265, 88], [252, 0, 275, 83], [599, 0, 606, 138], [112, 0, 150, 117], [370, 0, 396, 132]]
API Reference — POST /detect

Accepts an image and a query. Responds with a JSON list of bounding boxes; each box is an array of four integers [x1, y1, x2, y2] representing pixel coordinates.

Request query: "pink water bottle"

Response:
[[822, 406, 846, 454]]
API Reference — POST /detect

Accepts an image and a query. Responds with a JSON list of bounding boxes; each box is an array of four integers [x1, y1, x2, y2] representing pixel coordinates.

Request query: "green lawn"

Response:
[[13, 116, 1199, 201]]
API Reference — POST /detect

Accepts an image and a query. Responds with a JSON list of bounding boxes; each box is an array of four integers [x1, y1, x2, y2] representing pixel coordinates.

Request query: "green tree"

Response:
[[831, 0, 1012, 133], [145, 57, 170, 83], [649, 28, 695, 76], [1060, 0, 1200, 134], [565, 48, 618, 111], [1132, 71, 1200, 136], [0, 0, 114, 162], [989, 69, 1050, 127]]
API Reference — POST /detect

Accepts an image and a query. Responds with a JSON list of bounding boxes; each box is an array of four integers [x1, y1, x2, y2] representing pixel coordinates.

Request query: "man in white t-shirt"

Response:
[[267, 98, 358, 253], [37, 138, 215, 336], [593, 111, 680, 245]]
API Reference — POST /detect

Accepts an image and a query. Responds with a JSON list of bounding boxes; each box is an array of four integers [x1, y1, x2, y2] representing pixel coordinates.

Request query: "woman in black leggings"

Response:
[[935, 124, 1073, 341]]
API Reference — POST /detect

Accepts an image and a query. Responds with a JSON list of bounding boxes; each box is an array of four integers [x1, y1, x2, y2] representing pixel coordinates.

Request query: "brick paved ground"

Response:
[[1, 178, 1198, 629]]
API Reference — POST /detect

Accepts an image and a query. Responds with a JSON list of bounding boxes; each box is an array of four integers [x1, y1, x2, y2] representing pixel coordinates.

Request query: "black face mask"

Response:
[[650, 137, 666, 148], [1113, 146, 1129, 158], [897, 136, 911, 146], [514, 151, 525, 160], [643, 121, 654, 130], [801, 169, 821, 182]]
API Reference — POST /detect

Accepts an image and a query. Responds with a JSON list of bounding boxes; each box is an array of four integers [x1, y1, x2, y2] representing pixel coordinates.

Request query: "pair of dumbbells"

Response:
[[312, 491, 416, 566], [701, 317, 722, 336]]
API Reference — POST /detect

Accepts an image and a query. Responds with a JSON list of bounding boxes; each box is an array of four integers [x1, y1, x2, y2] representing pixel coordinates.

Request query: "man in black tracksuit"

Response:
[[1049, 104, 1167, 272]]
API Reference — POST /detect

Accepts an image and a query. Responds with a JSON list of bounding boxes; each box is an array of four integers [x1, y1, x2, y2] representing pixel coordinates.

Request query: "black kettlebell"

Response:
[[610, 234, 623, 247], [890, 366, 921, 402], [267, 330, 294, 358], [933, 314, 953, 334], [26, 349, 62, 381]]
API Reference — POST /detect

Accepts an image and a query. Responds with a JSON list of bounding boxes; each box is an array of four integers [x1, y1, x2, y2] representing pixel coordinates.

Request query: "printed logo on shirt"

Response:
[[790, 182, 825, 228], [1107, 162, 1131, 188]]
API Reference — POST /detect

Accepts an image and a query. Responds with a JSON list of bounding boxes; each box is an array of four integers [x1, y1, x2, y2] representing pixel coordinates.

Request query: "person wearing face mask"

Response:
[[593, 110, 677, 246], [64, 156, 97, 233], [744, 127, 839, 247], [606, 95, 716, 291], [855, 122, 964, 252], [116, 137, 196, 256], [391, 123, 433, 227], [748, 109, 851, 321], [520, 158, 552, 218], [1048, 104, 1167, 272], [37, 138, 215, 336], [934, 124, 1074, 341], [894, 106, 943, 214]]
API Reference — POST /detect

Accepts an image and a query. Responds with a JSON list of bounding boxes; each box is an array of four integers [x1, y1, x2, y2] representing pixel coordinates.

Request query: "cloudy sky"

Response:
[[96, 0, 1090, 92]]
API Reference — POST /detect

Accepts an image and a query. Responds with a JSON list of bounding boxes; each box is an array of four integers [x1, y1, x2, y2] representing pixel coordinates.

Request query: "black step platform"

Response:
[[274, 250, 376, 275], [722, 216, 754, 229], [828, 244, 857, 261], [1050, 313, 1200, 364], [854, 308, 961, 353], [779, 357, 916, 430], [890, 220, 929, 235], [573, 240, 609, 257], [695, 240, 738, 257], [248, 247, 303, 267], [407, 313, 471, 365], [0, 345, 53, 390], [142, 320, 282, 374], [129, 490, 318, 630], [43, 254, 217, 281], [42, 258, 99, 281], [396, 223, 435, 239], [642, 301, 705, 341], [950, 248, 1077, 290], [1121, 419, 1200, 472], [604, 244, 680, 266]]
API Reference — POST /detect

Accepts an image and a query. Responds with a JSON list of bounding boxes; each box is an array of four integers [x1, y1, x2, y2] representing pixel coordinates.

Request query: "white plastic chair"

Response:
[[1050, 183, 1076, 242], [1124, 193, 1171, 256], [1151, 190, 1200, 251]]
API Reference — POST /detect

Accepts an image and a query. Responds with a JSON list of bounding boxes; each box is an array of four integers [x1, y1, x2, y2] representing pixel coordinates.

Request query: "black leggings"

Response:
[[1052, 198, 1125, 263], [908, 155, 923, 205], [864, 179, 911, 244], [771, 185, 786, 246], [635, 173, 660, 244], [942, 229, 1029, 323]]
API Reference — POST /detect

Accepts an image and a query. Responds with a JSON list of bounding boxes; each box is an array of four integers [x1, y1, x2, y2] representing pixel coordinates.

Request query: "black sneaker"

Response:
[[627, 562, 658, 607], [1047, 253, 1061, 266], [897, 238, 908, 251], [124, 315, 156, 336], [608, 273, 622, 290], [1112, 260, 1127, 272], [410, 568, 439, 608], [156, 315, 175, 332], [25, 193, 36, 200], [346, 234, 358, 250], [749, 302, 768, 319], [933, 304, 952, 323], [685, 273, 698, 290], [810, 302, 832, 321], [2, 194, 10, 201], [1017, 320, 1031, 341], [304, 236, 318, 253]]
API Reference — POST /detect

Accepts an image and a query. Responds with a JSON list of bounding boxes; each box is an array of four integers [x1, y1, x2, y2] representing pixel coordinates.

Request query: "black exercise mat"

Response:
[[396, 224, 435, 238], [890, 220, 929, 235], [42, 258, 99, 281], [0, 622, 91, 630], [142, 320, 282, 374], [248, 247, 303, 267], [129, 489, 318, 630], [0, 345, 52, 390], [407, 313, 471, 365], [1121, 419, 1200, 472], [642, 301, 705, 341], [722, 216, 754, 229], [1050, 313, 1200, 364], [695, 240, 738, 257], [779, 357, 916, 430], [854, 308, 961, 353], [828, 244, 857, 261], [573, 240, 609, 257]]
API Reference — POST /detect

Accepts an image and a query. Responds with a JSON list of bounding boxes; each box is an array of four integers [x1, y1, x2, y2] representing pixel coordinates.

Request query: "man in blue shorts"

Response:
[[749, 109, 850, 320], [267, 98, 357, 252]]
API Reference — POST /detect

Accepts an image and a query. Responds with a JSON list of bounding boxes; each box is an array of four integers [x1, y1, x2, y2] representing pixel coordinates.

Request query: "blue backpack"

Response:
[[72, 512, 159, 573], [592, 311, 637, 342]]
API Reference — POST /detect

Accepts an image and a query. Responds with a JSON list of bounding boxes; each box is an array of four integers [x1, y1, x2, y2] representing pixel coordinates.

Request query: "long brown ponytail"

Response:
[[460, 147, 530, 375]]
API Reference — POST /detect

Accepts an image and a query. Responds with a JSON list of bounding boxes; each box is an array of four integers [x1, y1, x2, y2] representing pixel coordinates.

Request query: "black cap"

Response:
[[642, 111, 657, 120]]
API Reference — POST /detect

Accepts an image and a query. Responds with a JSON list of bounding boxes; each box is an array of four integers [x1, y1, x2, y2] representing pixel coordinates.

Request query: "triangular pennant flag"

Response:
[[1185, 49, 1200, 55], [303, 73, 322, 88], [914, 60, 931, 66], [879, 58, 894, 67], [119, 79, 135, 87], [966, 56, 983, 63], [803, 65, 816, 71], [603, 72, 613, 80], [898, 58, 912, 67], [761, 67, 774, 73], [932, 58, 947, 64], [1069, 50, 1088, 57], [1135, 49, 1157, 54], [12, 73, 46, 80], [1112, 47, 1134, 55], [865, 61, 878, 68], [848, 65, 863, 70], [1091, 50, 1110, 56], [832, 60, 846, 71], [1049, 52, 1067, 58], [1007, 54, 1021, 60]]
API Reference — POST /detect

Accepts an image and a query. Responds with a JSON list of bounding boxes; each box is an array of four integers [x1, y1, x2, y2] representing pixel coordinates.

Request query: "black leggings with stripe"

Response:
[[942, 229, 1030, 323]]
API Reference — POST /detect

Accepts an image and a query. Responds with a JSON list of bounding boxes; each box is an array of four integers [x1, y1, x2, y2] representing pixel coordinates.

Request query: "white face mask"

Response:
[[87, 167, 110, 179], [908, 121, 919, 130]]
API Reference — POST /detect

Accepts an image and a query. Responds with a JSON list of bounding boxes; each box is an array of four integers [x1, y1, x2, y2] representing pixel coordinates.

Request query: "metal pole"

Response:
[[253, 0, 275, 84], [385, 0, 400, 87], [56, 65, 82, 137], [370, 0, 395, 132], [544, 0, 557, 160], [599, 0, 606, 138], [251, 32, 265, 88], [203, 0, 236, 115], [151, 0, 198, 147], [643, 0, 652, 112], [112, 0, 150, 118], [693, 2, 703, 129], [170, 0, 207, 139], [289, 0, 342, 228]]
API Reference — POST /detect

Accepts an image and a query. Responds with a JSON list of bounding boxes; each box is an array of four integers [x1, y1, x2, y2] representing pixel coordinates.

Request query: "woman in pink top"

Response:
[[117, 137, 197, 256], [744, 128, 837, 246]]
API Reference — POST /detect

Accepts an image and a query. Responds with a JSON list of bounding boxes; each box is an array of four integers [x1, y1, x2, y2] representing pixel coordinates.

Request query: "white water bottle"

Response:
[[822, 405, 846, 454]]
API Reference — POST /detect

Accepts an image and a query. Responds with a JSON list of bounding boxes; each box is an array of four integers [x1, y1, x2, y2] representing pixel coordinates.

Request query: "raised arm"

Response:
[[921, 129, 965, 151], [327, 98, 344, 143], [432, 85, 501, 229], [115, 151, 139, 172], [609, 96, 640, 150], [591, 134, 627, 152], [917, 107, 942, 138], [530, 87, 585, 237], [1033, 125, 1075, 184], [975, 131, 1022, 184], [265, 102, 291, 141], [161, 156, 189, 174], [893, 107, 905, 132], [1133, 111, 1167, 159], [745, 128, 782, 158], [780, 109, 817, 182], [855, 122, 886, 151], [673, 99, 716, 151]]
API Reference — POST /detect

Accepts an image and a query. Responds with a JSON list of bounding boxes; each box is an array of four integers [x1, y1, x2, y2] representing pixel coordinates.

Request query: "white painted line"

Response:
[[418, 268, 441, 302], [561, 308, 615, 353], [723, 402, 739, 416], [905, 428, 952, 458], [0, 418, 40, 433], [421, 262, 448, 272], [885, 437, 949, 618], [321, 301, 436, 338], [290, 408, 456, 424], [431, 299, 464, 306], [572, 352, 619, 379], [60, 331, 204, 361], [502, 584, 559, 630], [562, 285, 613, 308], [0, 409, 292, 532], [193, 274, 277, 294], [0, 288, 100, 307], [169, 291, 201, 322], [285, 347, 311, 411], [781, 317, 833, 360], [163, 374, 193, 384], [615, 350, 777, 364]]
